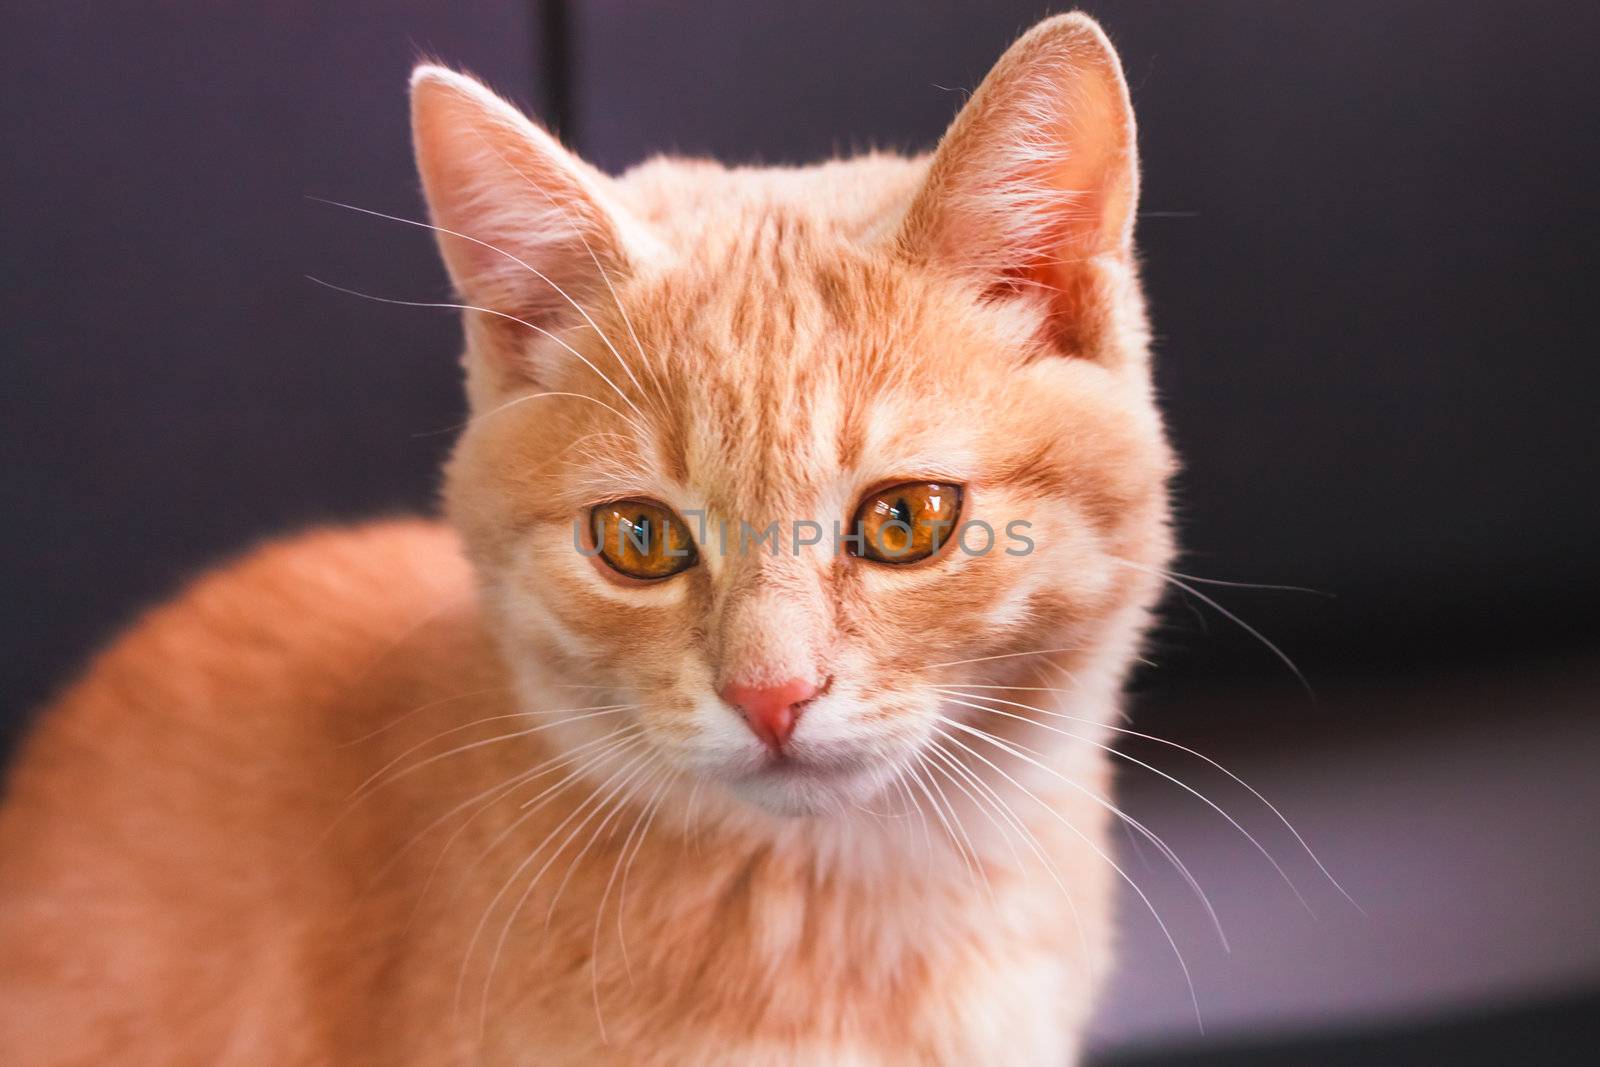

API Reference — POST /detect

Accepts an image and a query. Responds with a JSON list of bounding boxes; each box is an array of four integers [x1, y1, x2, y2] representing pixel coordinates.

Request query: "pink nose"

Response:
[[720, 678, 818, 753]]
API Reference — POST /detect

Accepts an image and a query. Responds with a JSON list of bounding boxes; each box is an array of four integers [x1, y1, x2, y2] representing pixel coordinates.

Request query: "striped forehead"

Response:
[[681, 315, 846, 521], [649, 212, 863, 518]]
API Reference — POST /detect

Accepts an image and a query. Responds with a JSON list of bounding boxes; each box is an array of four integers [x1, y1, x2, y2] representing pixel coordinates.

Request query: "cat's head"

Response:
[[414, 14, 1172, 817]]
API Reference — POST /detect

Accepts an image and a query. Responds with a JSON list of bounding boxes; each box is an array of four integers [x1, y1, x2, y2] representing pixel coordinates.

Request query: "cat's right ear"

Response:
[[410, 66, 633, 330]]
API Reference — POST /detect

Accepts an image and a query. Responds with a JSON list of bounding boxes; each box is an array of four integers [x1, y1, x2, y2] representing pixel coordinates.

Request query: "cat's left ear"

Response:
[[898, 14, 1139, 361]]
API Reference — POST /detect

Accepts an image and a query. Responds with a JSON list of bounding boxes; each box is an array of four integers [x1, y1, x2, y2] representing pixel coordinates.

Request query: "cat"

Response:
[[0, 13, 1174, 1065]]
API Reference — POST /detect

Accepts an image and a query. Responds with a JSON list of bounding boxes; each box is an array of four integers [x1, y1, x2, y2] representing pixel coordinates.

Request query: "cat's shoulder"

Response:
[[106, 517, 475, 673], [10, 519, 490, 773], [0, 520, 498, 1048], [168, 517, 472, 633]]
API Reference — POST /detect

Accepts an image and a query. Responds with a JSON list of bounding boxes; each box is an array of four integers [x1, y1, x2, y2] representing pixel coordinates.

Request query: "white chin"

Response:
[[728, 763, 884, 817]]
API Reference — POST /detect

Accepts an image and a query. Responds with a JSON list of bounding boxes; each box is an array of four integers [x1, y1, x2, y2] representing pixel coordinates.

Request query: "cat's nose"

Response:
[[720, 678, 818, 753]]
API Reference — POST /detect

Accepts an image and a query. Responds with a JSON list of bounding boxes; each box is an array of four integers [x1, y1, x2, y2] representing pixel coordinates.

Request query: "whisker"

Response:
[[297, 704, 633, 870], [937, 686, 1357, 910], [614, 769, 676, 986], [922, 749, 1014, 896], [935, 717, 1204, 1031], [941, 683, 1078, 694], [458, 732, 650, 888], [936, 687, 1311, 916], [922, 741, 1025, 872], [346, 704, 637, 805], [904, 753, 980, 888], [919, 749, 996, 906], [925, 729, 1095, 979], [888, 765, 934, 871], [545, 763, 667, 929], [336, 684, 517, 748], [475, 748, 659, 1037], [305, 276, 651, 437], [921, 646, 1085, 671], [937, 699, 1228, 950], [455, 740, 651, 1029], [389, 727, 642, 931], [681, 777, 706, 857], [371, 726, 629, 889], [1153, 566, 1333, 597], [584, 246, 668, 418], [588, 767, 675, 1040], [307, 196, 660, 429], [1115, 557, 1314, 697], [557, 430, 636, 468], [463, 136, 671, 426]]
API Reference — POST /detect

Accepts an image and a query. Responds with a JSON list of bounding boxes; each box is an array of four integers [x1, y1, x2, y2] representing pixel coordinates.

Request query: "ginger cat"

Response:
[[0, 14, 1175, 1065]]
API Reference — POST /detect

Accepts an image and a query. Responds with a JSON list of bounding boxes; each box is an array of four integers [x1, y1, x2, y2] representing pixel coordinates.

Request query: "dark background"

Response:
[[3, 2, 1597, 1062]]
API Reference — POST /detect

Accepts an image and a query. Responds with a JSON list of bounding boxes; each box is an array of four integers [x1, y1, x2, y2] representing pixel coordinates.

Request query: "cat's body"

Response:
[[1, 15, 1173, 1065], [0, 521, 1114, 1065]]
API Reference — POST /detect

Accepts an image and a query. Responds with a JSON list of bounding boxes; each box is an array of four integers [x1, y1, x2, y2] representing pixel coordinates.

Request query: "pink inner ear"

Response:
[[959, 133, 1123, 355], [997, 65, 1135, 271], [903, 22, 1138, 358], [992, 121, 1125, 350]]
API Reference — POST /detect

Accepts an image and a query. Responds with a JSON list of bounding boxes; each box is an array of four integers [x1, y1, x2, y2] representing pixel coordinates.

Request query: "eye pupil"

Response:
[[592, 500, 697, 580], [850, 482, 963, 566]]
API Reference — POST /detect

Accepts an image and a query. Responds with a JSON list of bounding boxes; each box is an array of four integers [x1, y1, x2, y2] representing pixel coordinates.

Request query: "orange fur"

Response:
[[0, 14, 1174, 1065]]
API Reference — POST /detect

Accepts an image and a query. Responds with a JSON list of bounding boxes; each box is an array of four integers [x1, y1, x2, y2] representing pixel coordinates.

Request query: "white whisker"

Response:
[[305, 276, 652, 437], [615, 769, 676, 985], [937, 716, 1205, 1031], [904, 752, 979, 888], [1115, 557, 1314, 697], [937, 687, 1310, 916], [938, 699, 1228, 950], [306, 197, 659, 428], [589, 767, 676, 1040], [474, 748, 659, 1037], [922, 646, 1085, 671], [937, 686, 1357, 910], [458, 732, 650, 888], [346, 704, 636, 805], [925, 730, 1095, 979], [390, 727, 642, 932], [336, 685, 517, 748], [454, 740, 650, 1029], [919, 749, 996, 906], [463, 136, 670, 425]]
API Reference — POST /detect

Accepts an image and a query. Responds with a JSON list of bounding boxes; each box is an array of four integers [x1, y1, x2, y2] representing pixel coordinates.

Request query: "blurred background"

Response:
[[3, 2, 1597, 1063]]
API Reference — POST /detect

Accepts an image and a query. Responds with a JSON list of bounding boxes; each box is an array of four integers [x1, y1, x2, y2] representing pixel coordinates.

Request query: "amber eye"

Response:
[[850, 482, 963, 565], [590, 500, 698, 580]]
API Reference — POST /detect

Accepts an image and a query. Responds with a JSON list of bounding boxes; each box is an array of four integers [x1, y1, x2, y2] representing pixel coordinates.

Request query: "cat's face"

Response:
[[417, 17, 1172, 816]]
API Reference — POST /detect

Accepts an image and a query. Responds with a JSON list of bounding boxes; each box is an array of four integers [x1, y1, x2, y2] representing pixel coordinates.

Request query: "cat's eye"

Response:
[[590, 500, 698, 581], [850, 482, 963, 565]]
